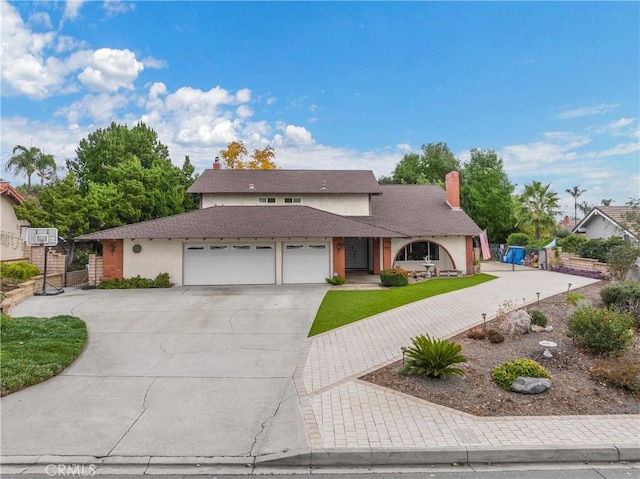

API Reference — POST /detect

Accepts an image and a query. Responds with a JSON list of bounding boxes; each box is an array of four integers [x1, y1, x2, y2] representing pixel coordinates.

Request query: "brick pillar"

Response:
[[332, 237, 345, 277], [102, 239, 123, 280], [466, 236, 474, 275], [372, 238, 381, 274], [382, 238, 392, 270]]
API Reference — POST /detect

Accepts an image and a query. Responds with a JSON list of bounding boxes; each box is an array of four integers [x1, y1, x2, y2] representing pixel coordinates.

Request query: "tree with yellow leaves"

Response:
[[219, 141, 278, 170]]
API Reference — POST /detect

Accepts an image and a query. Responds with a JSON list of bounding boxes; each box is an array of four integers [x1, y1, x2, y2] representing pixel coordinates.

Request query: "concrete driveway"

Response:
[[1, 284, 329, 459]]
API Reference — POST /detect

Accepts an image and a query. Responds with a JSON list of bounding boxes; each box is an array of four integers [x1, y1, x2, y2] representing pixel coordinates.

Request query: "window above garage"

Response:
[[258, 197, 276, 203], [284, 197, 302, 204]]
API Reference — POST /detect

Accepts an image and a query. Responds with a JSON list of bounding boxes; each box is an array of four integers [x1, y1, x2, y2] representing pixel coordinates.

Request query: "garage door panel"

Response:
[[184, 243, 275, 285], [283, 242, 330, 284]]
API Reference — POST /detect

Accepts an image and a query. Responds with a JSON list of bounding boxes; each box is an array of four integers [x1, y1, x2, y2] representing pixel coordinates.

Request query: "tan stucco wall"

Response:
[[0, 195, 28, 261], [200, 193, 371, 216], [123, 237, 333, 286], [391, 236, 468, 273]]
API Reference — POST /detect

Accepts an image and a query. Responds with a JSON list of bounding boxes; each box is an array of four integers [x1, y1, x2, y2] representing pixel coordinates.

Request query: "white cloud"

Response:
[[78, 48, 144, 92], [584, 142, 640, 159], [102, 0, 135, 17], [396, 143, 412, 152], [236, 105, 253, 119], [275, 124, 314, 146], [63, 0, 86, 21], [57, 93, 131, 123], [557, 103, 619, 119], [236, 88, 251, 103], [589, 117, 637, 136], [28, 11, 52, 29], [266, 96, 277, 106], [142, 56, 167, 69], [148, 82, 167, 100]]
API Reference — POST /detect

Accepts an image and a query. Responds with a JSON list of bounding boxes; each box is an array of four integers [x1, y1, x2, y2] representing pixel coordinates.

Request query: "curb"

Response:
[[3, 444, 639, 471]]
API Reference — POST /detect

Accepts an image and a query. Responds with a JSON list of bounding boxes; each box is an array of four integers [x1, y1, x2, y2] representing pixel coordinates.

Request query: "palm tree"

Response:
[[5, 145, 56, 191], [517, 181, 561, 239], [601, 199, 614, 206], [565, 185, 586, 220], [35, 152, 57, 187]]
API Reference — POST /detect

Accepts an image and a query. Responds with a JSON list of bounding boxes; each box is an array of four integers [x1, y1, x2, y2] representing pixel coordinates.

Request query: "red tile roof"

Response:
[[0, 182, 24, 205]]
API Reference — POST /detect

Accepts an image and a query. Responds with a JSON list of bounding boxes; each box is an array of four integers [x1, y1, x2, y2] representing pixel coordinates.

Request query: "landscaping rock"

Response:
[[502, 310, 532, 336], [545, 325, 554, 332], [531, 324, 546, 332], [510, 376, 551, 394]]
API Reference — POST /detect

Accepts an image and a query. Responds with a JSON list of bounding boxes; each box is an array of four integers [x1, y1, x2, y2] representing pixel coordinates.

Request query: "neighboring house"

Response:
[[0, 182, 29, 262], [558, 215, 578, 234], [572, 206, 638, 243], [77, 165, 481, 285]]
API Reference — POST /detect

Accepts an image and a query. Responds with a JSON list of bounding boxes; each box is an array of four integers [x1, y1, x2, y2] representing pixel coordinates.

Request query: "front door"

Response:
[[345, 237, 368, 269]]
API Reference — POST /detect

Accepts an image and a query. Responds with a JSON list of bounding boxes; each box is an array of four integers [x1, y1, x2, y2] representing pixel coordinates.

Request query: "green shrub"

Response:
[[486, 329, 505, 343], [528, 309, 548, 327], [607, 244, 640, 281], [601, 281, 640, 306], [0, 262, 40, 281], [325, 275, 346, 285], [492, 358, 552, 391], [399, 334, 467, 379], [590, 356, 640, 397], [566, 292, 586, 306], [98, 273, 173, 289], [506, 233, 530, 247], [380, 267, 408, 287], [558, 235, 587, 254], [567, 306, 634, 355], [579, 236, 626, 263]]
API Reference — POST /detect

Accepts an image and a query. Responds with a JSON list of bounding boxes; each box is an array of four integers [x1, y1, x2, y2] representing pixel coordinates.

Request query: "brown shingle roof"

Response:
[[76, 206, 403, 241], [352, 185, 481, 236], [0, 182, 24, 205], [188, 169, 383, 194], [574, 206, 639, 239]]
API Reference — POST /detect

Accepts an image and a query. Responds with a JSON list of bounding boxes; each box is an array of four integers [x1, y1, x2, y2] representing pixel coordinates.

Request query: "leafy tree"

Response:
[[219, 141, 278, 170], [565, 185, 586, 220], [386, 142, 459, 185], [620, 198, 640, 240], [460, 149, 516, 243], [66, 122, 198, 222], [516, 181, 561, 240], [607, 243, 640, 281], [5, 145, 56, 191], [601, 199, 614, 206]]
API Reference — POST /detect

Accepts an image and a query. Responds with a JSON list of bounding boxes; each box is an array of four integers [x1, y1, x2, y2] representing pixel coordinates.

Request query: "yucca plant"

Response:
[[399, 334, 467, 379]]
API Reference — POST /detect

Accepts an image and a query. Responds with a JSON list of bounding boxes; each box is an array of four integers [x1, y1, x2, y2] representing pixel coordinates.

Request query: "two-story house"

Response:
[[77, 162, 481, 285]]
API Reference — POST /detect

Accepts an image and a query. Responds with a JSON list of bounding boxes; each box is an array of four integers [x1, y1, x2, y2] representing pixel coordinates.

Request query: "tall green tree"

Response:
[[460, 149, 516, 243], [5, 145, 56, 191], [565, 185, 586, 220], [66, 122, 198, 222], [578, 201, 594, 217], [386, 142, 459, 185], [601, 198, 614, 206], [516, 181, 561, 240]]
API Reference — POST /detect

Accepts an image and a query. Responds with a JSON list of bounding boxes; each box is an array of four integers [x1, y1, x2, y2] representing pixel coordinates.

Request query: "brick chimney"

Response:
[[445, 171, 460, 209], [213, 157, 221, 170]]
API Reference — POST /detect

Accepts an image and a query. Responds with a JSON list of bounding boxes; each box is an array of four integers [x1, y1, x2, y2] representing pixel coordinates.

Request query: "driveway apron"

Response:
[[1, 285, 329, 458]]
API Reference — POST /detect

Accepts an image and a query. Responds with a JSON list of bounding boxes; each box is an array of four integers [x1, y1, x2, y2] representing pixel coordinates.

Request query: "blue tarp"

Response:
[[502, 246, 526, 265]]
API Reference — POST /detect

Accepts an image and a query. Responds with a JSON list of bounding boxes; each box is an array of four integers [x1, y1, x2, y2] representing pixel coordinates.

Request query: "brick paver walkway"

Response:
[[294, 267, 640, 450]]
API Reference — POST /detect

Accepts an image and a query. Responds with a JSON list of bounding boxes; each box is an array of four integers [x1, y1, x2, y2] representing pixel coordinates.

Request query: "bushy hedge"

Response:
[[601, 281, 640, 328], [549, 266, 606, 280], [567, 306, 634, 355], [492, 358, 552, 391], [98, 273, 173, 289], [506, 233, 530, 247], [380, 267, 408, 287], [558, 235, 587, 254], [0, 261, 40, 281], [578, 236, 626, 263]]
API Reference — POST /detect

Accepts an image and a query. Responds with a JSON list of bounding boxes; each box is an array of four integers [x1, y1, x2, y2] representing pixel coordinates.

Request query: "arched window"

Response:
[[395, 241, 440, 262]]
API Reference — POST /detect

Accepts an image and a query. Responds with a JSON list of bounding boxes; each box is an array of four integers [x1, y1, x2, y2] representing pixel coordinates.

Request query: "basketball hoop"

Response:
[[25, 228, 64, 296]]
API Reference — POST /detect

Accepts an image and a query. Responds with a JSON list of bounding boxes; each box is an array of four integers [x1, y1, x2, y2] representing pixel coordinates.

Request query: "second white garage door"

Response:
[[283, 242, 330, 284], [184, 243, 275, 285]]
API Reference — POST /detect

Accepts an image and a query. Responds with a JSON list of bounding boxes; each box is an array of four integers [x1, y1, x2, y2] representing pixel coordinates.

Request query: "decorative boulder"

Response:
[[501, 310, 532, 336], [510, 376, 551, 394], [531, 324, 546, 332]]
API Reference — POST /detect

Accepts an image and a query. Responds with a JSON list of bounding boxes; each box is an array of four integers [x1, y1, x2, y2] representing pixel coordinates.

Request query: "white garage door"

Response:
[[184, 243, 275, 285], [283, 242, 330, 284]]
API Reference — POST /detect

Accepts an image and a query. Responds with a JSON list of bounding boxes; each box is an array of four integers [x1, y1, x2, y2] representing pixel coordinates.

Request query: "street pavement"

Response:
[[1, 265, 639, 474]]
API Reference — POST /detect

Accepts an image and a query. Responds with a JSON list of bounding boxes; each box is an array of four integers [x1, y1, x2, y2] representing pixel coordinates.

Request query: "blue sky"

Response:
[[1, 0, 638, 217]]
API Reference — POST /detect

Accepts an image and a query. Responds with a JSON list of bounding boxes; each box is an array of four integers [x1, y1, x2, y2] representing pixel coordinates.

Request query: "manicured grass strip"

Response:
[[309, 274, 496, 336], [1, 315, 87, 395]]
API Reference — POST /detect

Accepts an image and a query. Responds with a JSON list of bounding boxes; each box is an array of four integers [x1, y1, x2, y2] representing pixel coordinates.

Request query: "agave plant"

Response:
[[399, 334, 467, 379]]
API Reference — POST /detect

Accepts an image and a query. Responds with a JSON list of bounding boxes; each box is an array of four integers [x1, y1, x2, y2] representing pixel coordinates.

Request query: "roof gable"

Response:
[[574, 206, 638, 240], [0, 182, 24, 205], [188, 169, 383, 195]]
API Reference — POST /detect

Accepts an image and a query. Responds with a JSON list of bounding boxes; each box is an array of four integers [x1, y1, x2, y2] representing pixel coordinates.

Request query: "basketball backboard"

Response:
[[26, 227, 58, 246]]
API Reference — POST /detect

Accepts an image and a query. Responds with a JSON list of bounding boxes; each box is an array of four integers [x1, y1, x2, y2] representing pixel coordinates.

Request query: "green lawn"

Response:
[[0, 315, 87, 396], [309, 274, 496, 336]]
